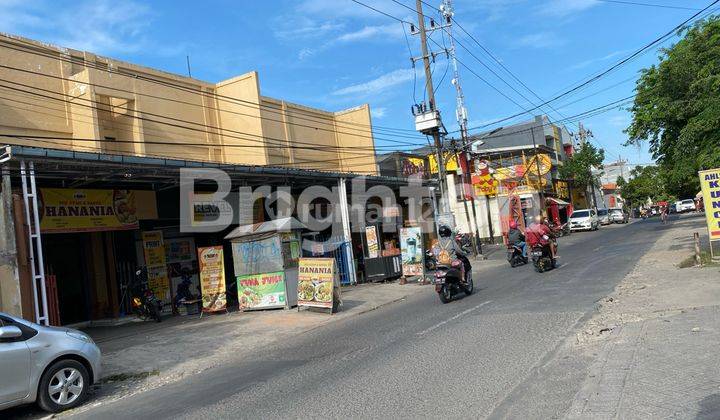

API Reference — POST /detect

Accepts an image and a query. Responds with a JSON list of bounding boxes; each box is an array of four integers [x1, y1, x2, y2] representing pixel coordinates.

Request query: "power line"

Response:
[[0, 37, 423, 138], [594, 0, 702, 11]]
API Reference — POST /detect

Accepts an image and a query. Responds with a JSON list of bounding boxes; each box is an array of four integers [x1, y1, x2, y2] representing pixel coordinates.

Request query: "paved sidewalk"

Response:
[[567, 214, 720, 419]]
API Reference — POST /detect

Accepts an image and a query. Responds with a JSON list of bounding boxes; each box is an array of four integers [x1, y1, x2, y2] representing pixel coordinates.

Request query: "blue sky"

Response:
[[0, 0, 715, 165]]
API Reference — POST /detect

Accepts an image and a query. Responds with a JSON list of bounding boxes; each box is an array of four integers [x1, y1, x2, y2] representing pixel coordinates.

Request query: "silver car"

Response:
[[0, 312, 101, 413]]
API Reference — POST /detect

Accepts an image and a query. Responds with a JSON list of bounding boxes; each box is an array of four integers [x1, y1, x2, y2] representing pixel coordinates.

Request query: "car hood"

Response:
[[570, 217, 591, 222]]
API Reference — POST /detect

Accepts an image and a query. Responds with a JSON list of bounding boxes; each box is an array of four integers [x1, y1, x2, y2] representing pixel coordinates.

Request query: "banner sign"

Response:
[[472, 173, 498, 196], [400, 227, 423, 277], [142, 231, 170, 301], [699, 168, 720, 241], [365, 226, 379, 258], [237, 271, 286, 309], [40, 188, 140, 233], [297, 258, 335, 309], [198, 246, 227, 313]]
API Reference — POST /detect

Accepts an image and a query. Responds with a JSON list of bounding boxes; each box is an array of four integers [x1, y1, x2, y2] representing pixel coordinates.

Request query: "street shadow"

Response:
[[340, 299, 365, 311], [695, 393, 720, 419]]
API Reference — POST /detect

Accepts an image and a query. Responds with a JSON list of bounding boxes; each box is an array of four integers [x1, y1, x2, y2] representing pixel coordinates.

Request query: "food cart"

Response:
[[361, 221, 402, 282], [224, 217, 305, 310]]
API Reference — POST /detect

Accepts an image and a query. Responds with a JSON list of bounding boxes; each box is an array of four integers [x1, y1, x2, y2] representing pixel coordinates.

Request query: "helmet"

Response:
[[439, 225, 452, 238], [533, 215, 544, 224], [509, 221, 518, 229]]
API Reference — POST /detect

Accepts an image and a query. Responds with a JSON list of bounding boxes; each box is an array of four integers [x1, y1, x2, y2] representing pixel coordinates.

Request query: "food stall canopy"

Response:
[[224, 217, 307, 240], [546, 197, 571, 206]]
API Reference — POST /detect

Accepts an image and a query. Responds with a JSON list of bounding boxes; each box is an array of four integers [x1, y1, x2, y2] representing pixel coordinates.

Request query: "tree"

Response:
[[559, 143, 605, 187], [620, 165, 675, 209], [626, 16, 720, 198]]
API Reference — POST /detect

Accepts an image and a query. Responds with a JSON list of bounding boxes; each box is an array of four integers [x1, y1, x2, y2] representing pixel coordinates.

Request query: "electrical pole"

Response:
[[412, 0, 451, 219], [577, 122, 598, 209], [440, 0, 483, 254]]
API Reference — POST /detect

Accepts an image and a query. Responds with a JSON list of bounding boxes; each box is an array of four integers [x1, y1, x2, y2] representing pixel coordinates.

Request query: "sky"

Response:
[[0, 0, 715, 166]]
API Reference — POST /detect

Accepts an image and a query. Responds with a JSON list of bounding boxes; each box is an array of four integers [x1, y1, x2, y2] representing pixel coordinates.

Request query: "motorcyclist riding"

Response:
[[507, 220, 526, 258], [435, 224, 472, 282], [526, 215, 557, 259]]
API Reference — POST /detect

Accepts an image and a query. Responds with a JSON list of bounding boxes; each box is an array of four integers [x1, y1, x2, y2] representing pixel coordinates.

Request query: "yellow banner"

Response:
[[428, 153, 459, 174], [699, 168, 720, 241], [198, 246, 227, 312], [471, 173, 498, 196], [297, 258, 335, 309], [142, 231, 170, 301], [40, 188, 155, 233]]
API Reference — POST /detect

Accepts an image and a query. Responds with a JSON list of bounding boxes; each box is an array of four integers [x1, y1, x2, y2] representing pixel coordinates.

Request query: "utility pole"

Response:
[[411, 0, 452, 224], [577, 122, 598, 209], [440, 0, 483, 254]]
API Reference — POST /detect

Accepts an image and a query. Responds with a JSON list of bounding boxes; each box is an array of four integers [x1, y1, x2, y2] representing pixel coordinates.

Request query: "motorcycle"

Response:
[[131, 268, 163, 322], [531, 236, 557, 273], [549, 221, 570, 237], [507, 244, 528, 267], [425, 249, 437, 271], [434, 258, 473, 303]]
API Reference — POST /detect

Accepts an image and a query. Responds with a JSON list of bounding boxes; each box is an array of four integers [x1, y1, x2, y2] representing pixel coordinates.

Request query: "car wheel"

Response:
[[37, 359, 90, 413]]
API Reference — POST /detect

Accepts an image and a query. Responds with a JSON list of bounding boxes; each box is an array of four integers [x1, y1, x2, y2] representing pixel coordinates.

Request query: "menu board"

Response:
[[142, 230, 170, 301], [400, 227, 424, 277], [297, 258, 335, 309], [365, 226, 379, 259], [198, 246, 227, 312], [237, 272, 286, 310]]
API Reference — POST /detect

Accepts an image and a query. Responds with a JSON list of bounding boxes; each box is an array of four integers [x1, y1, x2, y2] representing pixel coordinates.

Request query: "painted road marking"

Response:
[[417, 300, 492, 336]]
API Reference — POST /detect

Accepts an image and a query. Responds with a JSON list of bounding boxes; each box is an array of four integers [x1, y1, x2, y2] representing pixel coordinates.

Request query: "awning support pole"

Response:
[[338, 178, 357, 284]]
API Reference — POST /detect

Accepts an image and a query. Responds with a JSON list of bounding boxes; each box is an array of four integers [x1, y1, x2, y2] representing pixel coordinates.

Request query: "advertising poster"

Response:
[[400, 227, 424, 277], [142, 231, 170, 301], [699, 168, 720, 242], [237, 272, 286, 310], [297, 258, 335, 309], [198, 246, 227, 312], [365, 226, 379, 258], [40, 188, 140, 233], [166, 237, 200, 300]]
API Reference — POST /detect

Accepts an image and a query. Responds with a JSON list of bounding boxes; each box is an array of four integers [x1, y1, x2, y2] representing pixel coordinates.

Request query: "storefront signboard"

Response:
[[40, 188, 141, 233], [365, 226, 379, 258], [297, 258, 335, 309], [237, 271, 286, 309], [198, 246, 227, 312], [400, 227, 423, 277], [699, 168, 720, 247], [142, 230, 171, 301]]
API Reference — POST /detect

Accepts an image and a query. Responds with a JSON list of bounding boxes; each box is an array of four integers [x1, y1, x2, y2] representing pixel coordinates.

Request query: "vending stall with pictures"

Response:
[[224, 217, 304, 311]]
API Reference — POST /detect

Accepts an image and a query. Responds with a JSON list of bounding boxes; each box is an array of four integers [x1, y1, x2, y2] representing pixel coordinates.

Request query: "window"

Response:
[[571, 210, 590, 218], [0, 315, 38, 342]]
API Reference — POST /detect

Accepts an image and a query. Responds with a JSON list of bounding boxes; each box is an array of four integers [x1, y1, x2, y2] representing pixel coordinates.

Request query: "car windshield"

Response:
[[682, 199, 694, 204], [610, 209, 623, 215], [598, 209, 608, 216], [571, 210, 590, 218]]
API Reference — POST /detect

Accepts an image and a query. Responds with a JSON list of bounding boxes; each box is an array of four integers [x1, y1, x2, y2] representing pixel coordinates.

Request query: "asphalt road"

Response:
[[69, 218, 669, 419]]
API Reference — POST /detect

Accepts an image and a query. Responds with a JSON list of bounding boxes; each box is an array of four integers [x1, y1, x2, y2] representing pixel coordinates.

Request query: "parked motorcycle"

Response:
[[131, 268, 163, 322], [434, 258, 473, 303], [425, 249, 437, 271], [507, 244, 528, 267], [531, 237, 557, 273]]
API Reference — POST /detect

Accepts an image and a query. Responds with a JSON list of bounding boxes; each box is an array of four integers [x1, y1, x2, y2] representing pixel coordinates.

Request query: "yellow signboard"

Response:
[[471, 173, 498, 196], [428, 153, 459, 174], [142, 231, 170, 301], [40, 188, 140, 233], [198, 246, 227, 313], [699, 168, 720, 242], [297, 258, 335, 309]]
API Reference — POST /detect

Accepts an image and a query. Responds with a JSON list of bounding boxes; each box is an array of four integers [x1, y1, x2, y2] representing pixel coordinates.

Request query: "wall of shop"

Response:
[[0, 34, 377, 175]]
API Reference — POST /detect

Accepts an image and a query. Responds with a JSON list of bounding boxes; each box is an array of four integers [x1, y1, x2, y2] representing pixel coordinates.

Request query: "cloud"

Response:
[[0, 0, 163, 55], [332, 68, 415, 96], [371, 107, 387, 119], [514, 32, 565, 49], [296, 0, 410, 20], [336, 24, 402, 42], [609, 115, 630, 127], [569, 49, 630, 70], [536, 0, 599, 18]]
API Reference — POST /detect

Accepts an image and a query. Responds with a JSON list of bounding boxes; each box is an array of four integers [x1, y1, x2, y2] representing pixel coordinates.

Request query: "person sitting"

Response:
[[526, 215, 557, 258], [507, 221, 526, 257], [435, 224, 471, 282]]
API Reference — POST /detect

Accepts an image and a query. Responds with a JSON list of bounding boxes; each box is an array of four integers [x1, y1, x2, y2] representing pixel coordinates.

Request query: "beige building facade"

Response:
[[0, 33, 378, 175]]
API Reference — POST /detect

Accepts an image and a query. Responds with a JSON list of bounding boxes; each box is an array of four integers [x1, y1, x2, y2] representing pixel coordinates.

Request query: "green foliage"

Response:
[[626, 16, 720, 198], [558, 143, 605, 188], [619, 165, 675, 207]]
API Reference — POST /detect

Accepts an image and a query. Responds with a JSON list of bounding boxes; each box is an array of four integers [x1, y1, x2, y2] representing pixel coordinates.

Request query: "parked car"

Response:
[[569, 209, 599, 231], [597, 208, 610, 225], [0, 312, 101, 413], [676, 199, 696, 213], [609, 207, 629, 224]]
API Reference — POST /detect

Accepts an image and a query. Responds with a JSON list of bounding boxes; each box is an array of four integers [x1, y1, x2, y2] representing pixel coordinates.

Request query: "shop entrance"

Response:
[[44, 234, 89, 325]]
